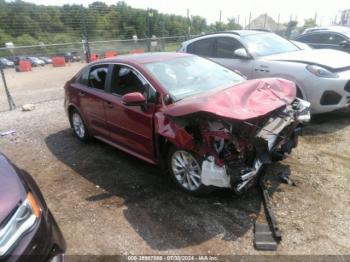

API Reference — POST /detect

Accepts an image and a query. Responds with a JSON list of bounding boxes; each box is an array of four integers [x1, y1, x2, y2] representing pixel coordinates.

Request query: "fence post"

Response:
[[81, 5, 91, 63], [0, 67, 16, 111], [187, 9, 191, 38]]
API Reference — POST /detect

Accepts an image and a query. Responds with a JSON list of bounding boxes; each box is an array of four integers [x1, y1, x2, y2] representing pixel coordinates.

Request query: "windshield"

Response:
[[242, 33, 300, 57], [144, 56, 244, 101]]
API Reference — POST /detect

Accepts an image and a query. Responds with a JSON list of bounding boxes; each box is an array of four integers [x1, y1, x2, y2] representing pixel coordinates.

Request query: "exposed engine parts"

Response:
[[168, 98, 311, 194]]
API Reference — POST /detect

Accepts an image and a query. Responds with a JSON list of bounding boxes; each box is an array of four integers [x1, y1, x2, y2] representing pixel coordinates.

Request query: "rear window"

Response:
[[187, 38, 215, 57]]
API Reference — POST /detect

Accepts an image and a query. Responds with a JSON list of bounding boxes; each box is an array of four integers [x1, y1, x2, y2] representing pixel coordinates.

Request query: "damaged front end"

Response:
[[163, 98, 310, 194]]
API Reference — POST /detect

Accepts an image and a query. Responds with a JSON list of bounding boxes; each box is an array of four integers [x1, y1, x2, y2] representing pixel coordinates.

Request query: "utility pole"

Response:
[[263, 13, 267, 29], [146, 9, 154, 52], [248, 12, 252, 29], [314, 12, 318, 24], [237, 15, 240, 27], [81, 5, 91, 63], [0, 66, 16, 110], [219, 10, 222, 23], [187, 8, 191, 37]]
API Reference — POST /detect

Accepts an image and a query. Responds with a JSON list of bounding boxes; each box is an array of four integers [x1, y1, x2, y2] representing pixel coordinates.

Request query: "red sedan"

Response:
[[64, 52, 310, 195]]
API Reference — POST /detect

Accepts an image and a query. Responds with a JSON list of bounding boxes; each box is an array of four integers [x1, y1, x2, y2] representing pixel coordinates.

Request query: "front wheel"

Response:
[[167, 147, 211, 196]]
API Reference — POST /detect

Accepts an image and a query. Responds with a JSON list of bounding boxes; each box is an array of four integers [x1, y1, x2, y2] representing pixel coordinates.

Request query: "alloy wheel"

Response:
[[72, 112, 85, 139], [171, 150, 202, 191]]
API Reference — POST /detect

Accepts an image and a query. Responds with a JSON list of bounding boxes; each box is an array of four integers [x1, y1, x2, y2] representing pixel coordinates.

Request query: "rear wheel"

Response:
[[167, 146, 211, 196], [70, 109, 91, 142]]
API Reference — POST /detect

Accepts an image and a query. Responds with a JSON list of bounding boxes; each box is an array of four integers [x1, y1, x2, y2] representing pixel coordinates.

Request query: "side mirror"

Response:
[[122, 92, 146, 106], [234, 48, 250, 59]]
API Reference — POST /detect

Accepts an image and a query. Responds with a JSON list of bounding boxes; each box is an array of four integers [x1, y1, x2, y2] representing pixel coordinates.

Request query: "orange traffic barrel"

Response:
[[90, 53, 99, 61], [18, 60, 32, 72], [130, 49, 144, 54], [52, 56, 66, 67], [105, 51, 118, 58]]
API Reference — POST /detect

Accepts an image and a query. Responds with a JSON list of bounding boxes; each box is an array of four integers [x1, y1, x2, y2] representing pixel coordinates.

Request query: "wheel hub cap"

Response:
[[171, 150, 201, 191], [72, 113, 85, 138]]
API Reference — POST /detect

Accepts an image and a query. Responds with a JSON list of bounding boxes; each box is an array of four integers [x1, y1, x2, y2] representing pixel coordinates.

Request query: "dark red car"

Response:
[[0, 152, 65, 261], [64, 52, 310, 195]]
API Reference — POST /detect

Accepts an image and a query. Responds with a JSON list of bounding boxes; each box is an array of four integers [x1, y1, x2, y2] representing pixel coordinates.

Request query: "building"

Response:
[[246, 14, 287, 32], [340, 9, 350, 26]]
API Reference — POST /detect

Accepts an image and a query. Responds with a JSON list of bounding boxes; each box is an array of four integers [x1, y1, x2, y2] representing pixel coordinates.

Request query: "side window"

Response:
[[76, 69, 89, 86], [111, 66, 146, 96], [297, 33, 322, 43], [88, 65, 108, 90], [188, 38, 215, 57], [322, 33, 346, 45], [215, 37, 244, 58]]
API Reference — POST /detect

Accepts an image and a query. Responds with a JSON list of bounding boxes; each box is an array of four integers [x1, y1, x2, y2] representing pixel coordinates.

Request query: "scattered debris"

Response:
[[22, 104, 35, 111], [0, 130, 16, 137], [254, 223, 278, 250], [280, 172, 296, 186], [254, 175, 282, 251]]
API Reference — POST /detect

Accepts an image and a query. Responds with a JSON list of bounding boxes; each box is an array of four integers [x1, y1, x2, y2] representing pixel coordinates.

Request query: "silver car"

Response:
[[179, 30, 350, 114]]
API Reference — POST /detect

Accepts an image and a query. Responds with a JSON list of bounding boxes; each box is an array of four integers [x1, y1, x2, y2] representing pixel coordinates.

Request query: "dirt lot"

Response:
[[0, 63, 84, 112], [0, 99, 350, 256]]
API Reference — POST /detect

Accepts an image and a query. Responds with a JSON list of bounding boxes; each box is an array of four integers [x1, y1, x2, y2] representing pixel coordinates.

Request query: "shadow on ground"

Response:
[[45, 129, 288, 251], [303, 108, 350, 136]]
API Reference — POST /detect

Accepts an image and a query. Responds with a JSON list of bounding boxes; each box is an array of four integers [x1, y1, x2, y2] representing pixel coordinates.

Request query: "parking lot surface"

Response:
[[0, 63, 84, 112], [0, 100, 350, 255]]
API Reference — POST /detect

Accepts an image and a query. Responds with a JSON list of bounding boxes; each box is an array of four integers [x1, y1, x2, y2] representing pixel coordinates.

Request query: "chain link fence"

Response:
[[0, 35, 191, 112]]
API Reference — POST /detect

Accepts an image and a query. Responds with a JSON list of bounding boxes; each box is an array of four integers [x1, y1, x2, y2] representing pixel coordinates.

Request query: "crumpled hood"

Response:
[[0, 154, 26, 224], [264, 49, 350, 70], [163, 78, 296, 120]]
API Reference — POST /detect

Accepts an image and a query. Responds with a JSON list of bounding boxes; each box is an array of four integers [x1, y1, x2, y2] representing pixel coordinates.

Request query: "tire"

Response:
[[167, 146, 212, 196], [70, 109, 91, 142]]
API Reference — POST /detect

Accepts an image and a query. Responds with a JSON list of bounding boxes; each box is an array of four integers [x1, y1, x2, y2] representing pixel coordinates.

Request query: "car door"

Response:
[[71, 64, 110, 138], [325, 33, 350, 52], [316, 32, 342, 50], [103, 64, 157, 161], [211, 37, 254, 78]]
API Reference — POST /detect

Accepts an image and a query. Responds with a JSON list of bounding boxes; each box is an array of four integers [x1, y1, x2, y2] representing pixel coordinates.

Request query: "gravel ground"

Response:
[[0, 63, 84, 112], [0, 99, 349, 256]]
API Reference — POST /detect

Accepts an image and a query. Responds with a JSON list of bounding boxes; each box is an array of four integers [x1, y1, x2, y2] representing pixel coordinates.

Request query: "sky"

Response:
[[14, 0, 350, 26]]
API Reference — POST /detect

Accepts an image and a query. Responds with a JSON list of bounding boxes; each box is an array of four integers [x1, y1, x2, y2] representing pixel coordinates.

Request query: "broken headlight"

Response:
[[0, 193, 41, 257], [293, 98, 311, 123]]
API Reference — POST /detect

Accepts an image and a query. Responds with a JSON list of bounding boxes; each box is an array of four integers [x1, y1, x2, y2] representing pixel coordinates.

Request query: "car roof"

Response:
[[96, 52, 193, 65], [181, 30, 268, 45], [303, 26, 350, 34], [227, 30, 268, 36]]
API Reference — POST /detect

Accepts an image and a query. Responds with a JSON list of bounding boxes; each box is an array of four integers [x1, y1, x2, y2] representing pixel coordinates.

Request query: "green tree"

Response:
[[0, 0, 248, 46], [285, 20, 298, 39], [301, 18, 317, 33], [226, 17, 242, 30], [190, 16, 207, 35]]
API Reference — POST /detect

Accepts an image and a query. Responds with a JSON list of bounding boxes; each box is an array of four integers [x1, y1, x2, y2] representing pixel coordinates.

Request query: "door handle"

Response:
[[78, 91, 86, 97], [106, 101, 114, 108]]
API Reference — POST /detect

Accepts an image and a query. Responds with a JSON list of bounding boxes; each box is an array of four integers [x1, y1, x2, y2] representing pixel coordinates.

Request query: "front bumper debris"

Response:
[[201, 98, 310, 193]]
